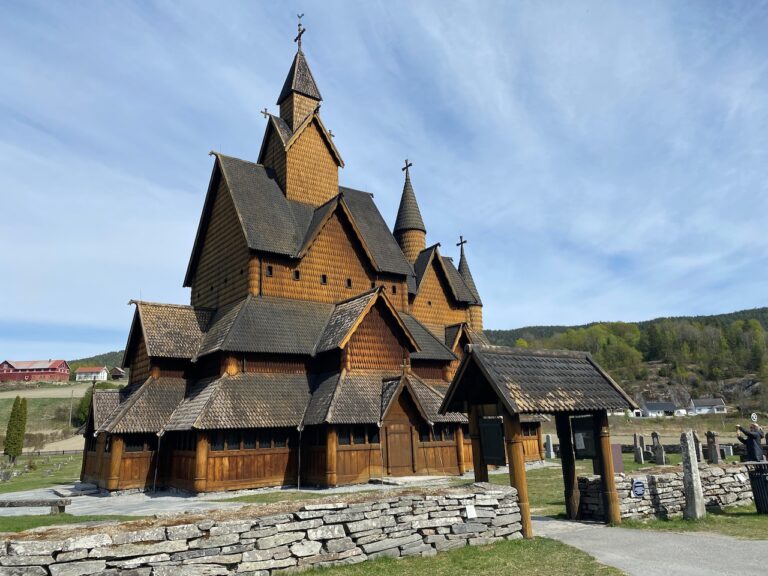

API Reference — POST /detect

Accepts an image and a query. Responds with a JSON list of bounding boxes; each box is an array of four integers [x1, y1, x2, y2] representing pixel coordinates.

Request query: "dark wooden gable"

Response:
[[345, 299, 414, 371]]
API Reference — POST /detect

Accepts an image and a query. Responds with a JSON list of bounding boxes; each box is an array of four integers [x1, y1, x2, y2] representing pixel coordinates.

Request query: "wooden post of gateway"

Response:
[[193, 432, 209, 493], [326, 426, 338, 487], [467, 404, 488, 482], [594, 410, 621, 524], [555, 413, 580, 520], [106, 435, 124, 491], [455, 424, 466, 475], [503, 409, 532, 538]]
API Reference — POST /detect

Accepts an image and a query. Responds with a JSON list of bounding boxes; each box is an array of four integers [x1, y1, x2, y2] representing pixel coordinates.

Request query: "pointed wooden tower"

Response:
[[457, 237, 483, 330], [393, 161, 426, 264]]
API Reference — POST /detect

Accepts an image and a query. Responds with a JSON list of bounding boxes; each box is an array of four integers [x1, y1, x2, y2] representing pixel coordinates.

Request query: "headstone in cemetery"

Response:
[[651, 431, 666, 465], [681, 430, 706, 520], [693, 431, 703, 462], [706, 431, 721, 465], [544, 434, 556, 459], [1, 471, 11, 482], [721, 445, 734, 458], [638, 434, 645, 453], [633, 433, 644, 464]]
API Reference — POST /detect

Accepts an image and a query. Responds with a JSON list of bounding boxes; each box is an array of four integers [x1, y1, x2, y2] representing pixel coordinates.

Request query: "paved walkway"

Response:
[[533, 516, 768, 576]]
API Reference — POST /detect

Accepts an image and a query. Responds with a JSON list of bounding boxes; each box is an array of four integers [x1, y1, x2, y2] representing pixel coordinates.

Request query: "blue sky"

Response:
[[2, 1, 768, 360]]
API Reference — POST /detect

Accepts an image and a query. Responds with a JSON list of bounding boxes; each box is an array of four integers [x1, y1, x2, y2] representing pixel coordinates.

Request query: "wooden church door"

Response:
[[383, 388, 421, 476]]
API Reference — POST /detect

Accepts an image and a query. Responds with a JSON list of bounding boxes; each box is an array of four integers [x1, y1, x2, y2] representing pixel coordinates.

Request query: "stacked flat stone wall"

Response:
[[0, 484, 521, 575], [579, 464, 753, 520]]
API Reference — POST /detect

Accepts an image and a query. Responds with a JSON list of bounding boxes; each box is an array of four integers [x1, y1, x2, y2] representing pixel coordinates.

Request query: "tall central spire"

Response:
[[277, 17, 322, 130]]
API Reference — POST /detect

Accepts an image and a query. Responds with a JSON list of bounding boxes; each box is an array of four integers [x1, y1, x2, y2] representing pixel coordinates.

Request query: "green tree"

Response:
[[19, 398, 27, 452], [3, 396, 22, 463], [514, 338, 529, 348]]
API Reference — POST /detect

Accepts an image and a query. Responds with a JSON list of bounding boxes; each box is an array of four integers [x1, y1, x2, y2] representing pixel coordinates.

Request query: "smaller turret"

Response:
[[393, 160, 426, 264], [457, 236, 483, 330]]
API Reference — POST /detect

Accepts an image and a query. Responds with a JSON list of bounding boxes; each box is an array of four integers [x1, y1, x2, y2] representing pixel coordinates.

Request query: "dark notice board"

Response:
[[480, 417, 506, 466], [571, 415, 597, 460]]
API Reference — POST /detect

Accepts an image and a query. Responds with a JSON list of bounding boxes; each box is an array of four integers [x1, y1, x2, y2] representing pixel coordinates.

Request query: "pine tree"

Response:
[[18, 398, 27, 455], [3, 396, 22, 463]]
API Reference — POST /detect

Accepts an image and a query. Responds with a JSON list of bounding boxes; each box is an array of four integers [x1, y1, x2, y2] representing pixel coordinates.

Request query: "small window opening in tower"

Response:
[[266, 265, 274, 277], [321, 274, 328, 285], [428, 300, 432, 306], [392, 285, 397, 295], [346, 278, 353, 289], [293, 270, 301, 281]]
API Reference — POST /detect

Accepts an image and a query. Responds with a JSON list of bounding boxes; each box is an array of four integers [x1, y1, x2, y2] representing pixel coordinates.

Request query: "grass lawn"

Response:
[[622, 502, 768, 539], [0, 455, 81, 495], [0, 397, 73, 432], [313, 537, 623, 576], [0, 513, 139, 533]]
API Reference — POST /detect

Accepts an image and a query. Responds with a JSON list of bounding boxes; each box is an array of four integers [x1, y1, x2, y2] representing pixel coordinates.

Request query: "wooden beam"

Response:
[[326, 426, 338, 487], [555, 413, 580, 520], [537, 423, 545, 461], [105, 435, 124, 491], [467, 404, 488, 482], [503, 409, 532, 538], [455, 424, 466, 475], [595, 410, 621, 525], [193, 432, 209, 493]]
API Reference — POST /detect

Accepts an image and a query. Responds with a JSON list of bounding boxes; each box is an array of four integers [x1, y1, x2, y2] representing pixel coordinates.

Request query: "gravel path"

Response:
[[533, 516, 768, 576]]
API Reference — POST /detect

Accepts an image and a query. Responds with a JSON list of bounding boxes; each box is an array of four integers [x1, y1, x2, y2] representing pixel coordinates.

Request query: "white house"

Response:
[[642, 401, 677, 418], [688, 398, 727, 415], [74, 365, 109, 382]]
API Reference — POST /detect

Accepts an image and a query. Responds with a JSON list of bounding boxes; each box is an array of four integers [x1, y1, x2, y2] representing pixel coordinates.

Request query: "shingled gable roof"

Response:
[[91, 390, 120, 431], [164, 372, 311, 431], [185, 154, 413, 287], [393, 169, 426, 234], [315, 288, 418, 354], [400, 313, 456, 361], [444, 323, 489, 351], [440, 345, 638, 415], [98, 376, 187, 434], [277, 49, 322, 104], [124, 301, 213, 365], [413, 245, 478, 305], [196, 296, 334, 359]]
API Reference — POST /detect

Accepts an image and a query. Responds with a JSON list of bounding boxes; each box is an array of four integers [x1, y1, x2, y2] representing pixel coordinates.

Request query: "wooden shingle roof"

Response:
[[413, 245, 478, 305], [277, 49, 322, 104], [393, 170, 426, 234], [129, 302, 213, 361], [458, 245, 482, 305], [441, 345, 637, 415], [400, 313, 457, 361], [91, 390, 120, 430], [99, 377, 187, 434]]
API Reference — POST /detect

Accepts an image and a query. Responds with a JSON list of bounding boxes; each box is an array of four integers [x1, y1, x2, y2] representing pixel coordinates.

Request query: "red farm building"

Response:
[[0, 360, 70, 383]]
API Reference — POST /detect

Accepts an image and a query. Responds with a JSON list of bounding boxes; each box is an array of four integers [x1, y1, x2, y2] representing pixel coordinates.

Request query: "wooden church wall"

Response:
[[191, 177, 250, 309], [129, 336, 150, 386], [285, 121, 339, 206], [261, 128, 287, 191], [259, 211, 377, 305], [345, 302, 407, 371], [410, 259, 469, 335], [280, 93, 317, 131]]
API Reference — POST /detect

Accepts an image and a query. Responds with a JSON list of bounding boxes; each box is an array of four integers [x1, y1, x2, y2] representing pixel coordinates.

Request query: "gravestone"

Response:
[[544, 434, 556, 459], [638, 434, 646, 453], [681, 430, 706, 520], [633, 433, 644, 464], [721, 445, 734, 458], [706, 431, 721, 465], [651, 431, 666, 465], [692, 431, 703, 462]]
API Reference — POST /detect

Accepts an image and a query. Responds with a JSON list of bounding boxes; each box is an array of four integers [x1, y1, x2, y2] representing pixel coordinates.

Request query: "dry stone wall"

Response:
[[0, 483, 521, 576], [579, 463, 753, 520]]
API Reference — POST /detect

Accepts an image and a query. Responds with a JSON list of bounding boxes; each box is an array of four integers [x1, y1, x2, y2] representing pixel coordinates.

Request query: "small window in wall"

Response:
[[293, 270, 301, 281], [392, 285, 397, 295], [346, 278, 353, 289], [259, 433, 271, 449], [243, 431, 257, 450], [419, 425, 431, 443], [274, 432, 287, 448], [338, 427, 351, 445], [211, 432, 225, 451], [367, 425, 380, 444], [125, 437, 145, 452], [266, 265, 274, 277], [353, 426, 366, 445], [226, 431, 240, 450], [321, 274, 328, 285], [371, 282, 376, 289], [461, 424, 470, 438], [428, 300, 432, 307]]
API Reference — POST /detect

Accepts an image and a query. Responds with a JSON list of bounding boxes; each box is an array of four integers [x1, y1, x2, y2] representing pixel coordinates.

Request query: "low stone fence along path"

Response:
[[0, 483, 522, 575], [579, 463, 753, 520]]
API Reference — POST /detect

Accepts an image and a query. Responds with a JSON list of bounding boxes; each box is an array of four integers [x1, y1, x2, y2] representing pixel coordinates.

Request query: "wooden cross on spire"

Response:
[[294, 14, 306, 51], [261, 108, 269, 118], [457, 235, 468, 252], [402, 158, 413, 176]]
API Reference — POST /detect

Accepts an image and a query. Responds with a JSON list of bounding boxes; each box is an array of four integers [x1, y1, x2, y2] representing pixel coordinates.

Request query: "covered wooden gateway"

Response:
[[440, 344, 638, 538]]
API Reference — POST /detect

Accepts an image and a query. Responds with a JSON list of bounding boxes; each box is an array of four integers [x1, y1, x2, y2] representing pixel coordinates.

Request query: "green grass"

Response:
[[0, 513, 139, 533], [622, 502, 768, 539], [222, 490, 333, 504], [313, 537, 623, 576], [0, 455, 81, 494], [0, 397, 74, 432]]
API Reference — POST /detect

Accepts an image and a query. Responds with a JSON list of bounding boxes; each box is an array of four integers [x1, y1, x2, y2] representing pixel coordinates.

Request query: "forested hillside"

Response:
[[67, 350, 124, 381], [486, 307, 768, 412]]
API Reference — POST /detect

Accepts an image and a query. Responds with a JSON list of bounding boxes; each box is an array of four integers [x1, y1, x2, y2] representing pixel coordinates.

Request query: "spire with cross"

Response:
[[294, 14, 306, 51], [402, 158, 413, 176], [261, 108, 269, 119], [457, 235, 467, 253]]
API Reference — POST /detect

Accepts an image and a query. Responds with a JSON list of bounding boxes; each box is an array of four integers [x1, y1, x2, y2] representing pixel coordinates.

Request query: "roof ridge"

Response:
[[473, 344, 589, 359]]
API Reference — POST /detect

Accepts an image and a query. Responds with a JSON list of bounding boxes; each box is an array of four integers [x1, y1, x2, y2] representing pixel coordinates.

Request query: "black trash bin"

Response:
[[745, 462, 768, 514]]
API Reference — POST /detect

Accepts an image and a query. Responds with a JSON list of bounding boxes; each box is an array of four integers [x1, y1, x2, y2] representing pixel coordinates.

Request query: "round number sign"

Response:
[[632, 479, 645, 498]]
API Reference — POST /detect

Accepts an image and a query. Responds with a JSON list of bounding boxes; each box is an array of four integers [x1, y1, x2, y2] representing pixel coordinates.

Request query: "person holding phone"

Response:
[[736, 422, 765, 462]]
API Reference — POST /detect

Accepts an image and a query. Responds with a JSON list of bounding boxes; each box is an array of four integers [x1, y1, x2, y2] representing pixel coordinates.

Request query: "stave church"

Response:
[[80, 26, 544, 492]]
